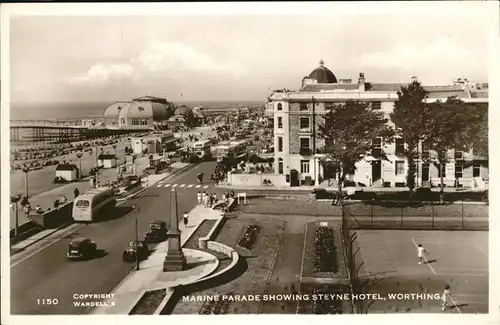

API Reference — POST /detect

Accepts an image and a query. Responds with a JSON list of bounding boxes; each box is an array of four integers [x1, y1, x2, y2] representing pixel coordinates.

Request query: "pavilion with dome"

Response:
[[103, 96, 175, 128]]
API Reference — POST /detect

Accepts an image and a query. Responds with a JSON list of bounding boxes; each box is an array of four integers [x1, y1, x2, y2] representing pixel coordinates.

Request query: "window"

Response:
[[421, 143, 430, 159], [277, 117, 283, 129], [278, 136, 283, 152], [371, 101, 381, 110], [372, 138, 382, 156], [278, 158, 284, 174], [325, 102, 336, 111], [473, 164, 481, 177], [455, 164, 463, 178], [300, 103, 308, 111], [454, 150, 463, 160], [299, 117, 310, 131], [395, 138, 405, 155], [395, 161, 405, 175], [300, 137, 310, 149], [277, 103, 283, 111], [300, 160, 310, 174]]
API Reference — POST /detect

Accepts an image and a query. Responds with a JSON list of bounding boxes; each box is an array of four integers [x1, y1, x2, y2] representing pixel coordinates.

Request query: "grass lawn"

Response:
[[172, 216, 284, 314]]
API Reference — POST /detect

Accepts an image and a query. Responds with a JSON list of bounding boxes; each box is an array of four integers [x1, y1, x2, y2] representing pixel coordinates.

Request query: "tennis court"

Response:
[[352, 230, 488, 314]]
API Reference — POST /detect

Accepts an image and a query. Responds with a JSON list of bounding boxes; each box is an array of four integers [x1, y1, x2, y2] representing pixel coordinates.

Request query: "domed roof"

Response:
[[114, 100, 170, 121], [308, 60, 337, 83], [174, 105, 193, 116], [104, 101, 131, 117]]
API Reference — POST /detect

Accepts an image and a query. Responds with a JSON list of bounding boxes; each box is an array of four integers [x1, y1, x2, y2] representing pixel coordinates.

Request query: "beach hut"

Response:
[[55, 164, 79, 181], [98, 154, 117, 169]]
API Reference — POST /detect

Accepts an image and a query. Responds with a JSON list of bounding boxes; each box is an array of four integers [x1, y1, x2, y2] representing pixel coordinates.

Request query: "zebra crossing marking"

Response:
[[187, 184, 194, 188], [195, 185, 201, 188], [172, 184, 178, 188], [157, 183, 210, 189], [179, 184, 186, 188], [163, 183, 171, 188], [202, 185, 209, 189]]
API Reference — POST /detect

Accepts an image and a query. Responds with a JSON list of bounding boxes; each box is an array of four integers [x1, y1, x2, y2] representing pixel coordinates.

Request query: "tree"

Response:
[[390, 80, 430, 194], [426, 97, 483, 202], [317, 101, 394, 204], [184, 111, 199, 130]]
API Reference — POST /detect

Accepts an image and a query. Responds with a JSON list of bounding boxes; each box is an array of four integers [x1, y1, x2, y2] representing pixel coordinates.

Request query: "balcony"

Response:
[[300, 147, 313, 156]]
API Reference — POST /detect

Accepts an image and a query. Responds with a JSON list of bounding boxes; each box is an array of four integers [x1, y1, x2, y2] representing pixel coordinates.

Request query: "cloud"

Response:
[[70, 63, 134, 84], [133, 41, 245, 76], [356, 37, 476, 71]]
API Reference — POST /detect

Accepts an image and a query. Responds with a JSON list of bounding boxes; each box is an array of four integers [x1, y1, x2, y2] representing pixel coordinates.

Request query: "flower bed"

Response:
[[199, 291, 233, 314], [130, 289, 166, 315], [312, 285, 344, 314], [313, 226, 337, 273], [237, 224, 261, 249]]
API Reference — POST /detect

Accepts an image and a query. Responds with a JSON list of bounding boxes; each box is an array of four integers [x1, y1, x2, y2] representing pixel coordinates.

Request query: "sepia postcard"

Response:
[[1, 2, 499, 325]]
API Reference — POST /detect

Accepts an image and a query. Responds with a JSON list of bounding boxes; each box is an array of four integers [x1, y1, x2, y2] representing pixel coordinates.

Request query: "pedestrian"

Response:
[[208, 194, 214, 208], [53, 200, 60, 208], [441, 285, 451, 311], [416, 244, 430, 265], [60, 195, 68, 204], [35, 205, 43, 214], [230, 190, 235, 198], [21, 196, 29, 207], [74, 187, 80, 198], [197, 191, 202, 205], [183, 212, 189, 227], [203, 192, 209, 207], [23, 203, 31, 215], [222, 193, 227, 202]]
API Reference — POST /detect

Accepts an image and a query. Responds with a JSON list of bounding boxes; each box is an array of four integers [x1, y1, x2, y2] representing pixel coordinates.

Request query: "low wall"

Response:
[[10, 221, 43, 245], [28, 201, 74, 229], [228, 173, 287, 187], [198, 198, 236, 249]]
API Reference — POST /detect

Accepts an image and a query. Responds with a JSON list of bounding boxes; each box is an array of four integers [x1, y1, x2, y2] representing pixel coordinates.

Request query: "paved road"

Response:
[[10, 161, 225, 315]]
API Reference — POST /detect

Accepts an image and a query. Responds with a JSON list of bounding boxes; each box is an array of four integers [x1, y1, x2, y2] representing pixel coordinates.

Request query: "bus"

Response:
[[72, 187, 117, 222], [192, 140, 212, 160], [216, 141, 231, 162], [229, 140, 247, 157]]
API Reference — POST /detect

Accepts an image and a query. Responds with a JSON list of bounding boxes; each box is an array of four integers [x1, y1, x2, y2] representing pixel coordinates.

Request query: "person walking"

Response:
[[197, 191, 202, 205], [60, 195, 68, 204], [74, 187, 80, 198], [183, 212, 189, 227]]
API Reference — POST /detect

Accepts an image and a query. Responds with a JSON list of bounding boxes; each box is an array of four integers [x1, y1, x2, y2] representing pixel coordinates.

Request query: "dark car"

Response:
[[144, 220, 168, 243], [122, 240, 150, 262], [66, 237, 97, 260]]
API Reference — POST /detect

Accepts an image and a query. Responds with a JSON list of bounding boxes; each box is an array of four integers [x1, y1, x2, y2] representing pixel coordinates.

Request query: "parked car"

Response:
[[144, 220, 168, 243], [122, 240, 150, 262], [66, 237, 97, 260]]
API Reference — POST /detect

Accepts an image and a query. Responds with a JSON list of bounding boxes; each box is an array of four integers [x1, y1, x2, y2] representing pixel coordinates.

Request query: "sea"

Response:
[[9, 100, 264, 121]]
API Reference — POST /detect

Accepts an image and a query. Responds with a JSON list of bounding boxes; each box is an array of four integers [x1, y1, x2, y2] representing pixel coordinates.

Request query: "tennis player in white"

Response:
[[416, 244, 429, 264], [441, 285, 451, 311]]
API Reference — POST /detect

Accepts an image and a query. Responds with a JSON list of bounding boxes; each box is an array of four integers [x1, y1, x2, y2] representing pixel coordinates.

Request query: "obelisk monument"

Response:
[[163, 188, 186, 271]]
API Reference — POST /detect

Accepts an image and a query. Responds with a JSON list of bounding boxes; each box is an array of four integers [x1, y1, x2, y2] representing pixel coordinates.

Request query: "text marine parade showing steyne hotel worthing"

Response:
[[265, 60, 488, 190]]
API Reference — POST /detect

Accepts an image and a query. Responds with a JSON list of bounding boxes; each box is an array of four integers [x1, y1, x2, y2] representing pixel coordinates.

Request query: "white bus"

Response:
[[72, 187, 117, 222], [216, 141, 231, 162], [192, 140, 212, 160]]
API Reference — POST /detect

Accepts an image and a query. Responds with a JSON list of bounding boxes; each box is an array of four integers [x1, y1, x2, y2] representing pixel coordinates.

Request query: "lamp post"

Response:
[[22, 166, 30, 198], [76, 152, 83, 178], [10, 194, 21, 238], [132, 204, 140, 270], [112, 144, 117, 161]]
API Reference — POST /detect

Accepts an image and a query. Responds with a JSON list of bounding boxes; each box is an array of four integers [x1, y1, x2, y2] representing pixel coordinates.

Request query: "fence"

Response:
[[340, 200, 488, 314], [343, 200, 488, 231]]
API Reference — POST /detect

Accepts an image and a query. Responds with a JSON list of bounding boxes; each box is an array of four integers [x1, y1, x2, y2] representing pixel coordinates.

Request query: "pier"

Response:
[[10, 119, 152, 143]]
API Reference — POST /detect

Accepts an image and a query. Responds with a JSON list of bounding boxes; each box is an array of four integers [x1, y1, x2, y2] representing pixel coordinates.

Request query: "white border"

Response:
[[1, 2, 499, 325]]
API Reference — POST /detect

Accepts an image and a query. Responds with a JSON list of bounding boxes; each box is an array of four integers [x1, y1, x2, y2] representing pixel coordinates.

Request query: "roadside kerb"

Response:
[[10, 162, 193, 256]]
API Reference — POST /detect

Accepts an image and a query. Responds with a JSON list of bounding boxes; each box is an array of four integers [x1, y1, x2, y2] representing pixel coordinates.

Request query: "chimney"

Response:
[[358, 72, 365, 92]]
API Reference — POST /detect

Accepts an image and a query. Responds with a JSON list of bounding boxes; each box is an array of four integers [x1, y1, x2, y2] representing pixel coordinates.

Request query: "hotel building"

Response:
[[266, 60, 488, 188]]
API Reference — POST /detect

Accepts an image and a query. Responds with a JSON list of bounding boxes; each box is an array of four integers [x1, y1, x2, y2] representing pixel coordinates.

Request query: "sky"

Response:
[[4, 2, 494, 103]]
